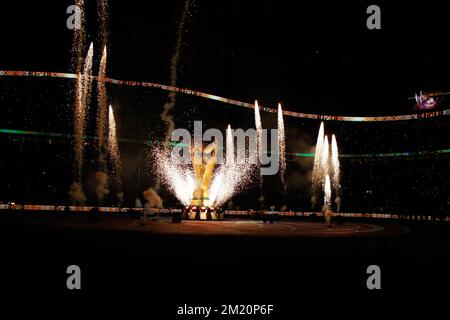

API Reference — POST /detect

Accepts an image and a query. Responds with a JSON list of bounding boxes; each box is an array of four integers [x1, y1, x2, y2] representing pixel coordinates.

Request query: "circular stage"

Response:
[[20, 215, 410, 237], [140, 219, 409, 237]]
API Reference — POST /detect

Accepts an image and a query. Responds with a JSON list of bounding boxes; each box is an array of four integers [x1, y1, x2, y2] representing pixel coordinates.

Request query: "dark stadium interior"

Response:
[[0, 0, 449, 302]]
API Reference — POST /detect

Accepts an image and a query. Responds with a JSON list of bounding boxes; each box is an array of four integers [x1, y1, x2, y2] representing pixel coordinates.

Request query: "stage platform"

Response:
[[13, 214, 410, 238]]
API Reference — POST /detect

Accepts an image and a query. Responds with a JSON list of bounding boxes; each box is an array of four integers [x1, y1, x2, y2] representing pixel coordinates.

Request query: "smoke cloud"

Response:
[[161, 0, 193, 144], [94, 171, 110, 203], [143, 188, 163, 209], [335, 196, 342, 213], [257, 194, 265, 209], [68, 182, 87, 204], [310, 195, 318, 209], [117, 191, 124, 207]]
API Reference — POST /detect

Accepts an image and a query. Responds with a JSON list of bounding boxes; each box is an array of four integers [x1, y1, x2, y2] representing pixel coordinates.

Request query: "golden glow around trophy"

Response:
[[190, 141, 218, 208]]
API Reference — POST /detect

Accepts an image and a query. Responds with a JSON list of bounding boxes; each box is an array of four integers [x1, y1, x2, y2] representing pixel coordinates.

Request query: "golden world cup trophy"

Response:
[[187, 140, 219, 220]]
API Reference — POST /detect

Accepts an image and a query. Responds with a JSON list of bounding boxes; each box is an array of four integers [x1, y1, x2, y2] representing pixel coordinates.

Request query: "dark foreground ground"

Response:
[[0, 212, 449, 303]]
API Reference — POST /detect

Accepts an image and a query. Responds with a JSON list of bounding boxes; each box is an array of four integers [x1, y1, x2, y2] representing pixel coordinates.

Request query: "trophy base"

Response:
[[184, 205, 222, 220]]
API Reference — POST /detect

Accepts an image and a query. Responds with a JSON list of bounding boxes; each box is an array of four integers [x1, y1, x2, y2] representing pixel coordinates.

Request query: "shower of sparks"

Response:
[[209, 125, 256, 207], [311, 123, 342, 210], [154, 125, 256, 208], [108, 105, 122, 189], [81, 43, 94, 115], [277, 103, 286, 189], [72, 0, 86, 73], [73, 43, 94, 183], [97, 0, 109, 48], [322, 135, 330, 193], [254, 101, 263, 161], [322, 135, 329, 186], [97, 46, 108, 170], [312, 122, 324, 192], [254, 100, 263, 185], [154, 147, 195, 207], [226, 124, 235, 165], [324, 174, 331, 207], [331, 134, 340, 194]]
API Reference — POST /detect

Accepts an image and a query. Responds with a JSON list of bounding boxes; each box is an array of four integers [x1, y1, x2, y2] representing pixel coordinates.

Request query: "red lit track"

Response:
[[17, 215, 410, 238]]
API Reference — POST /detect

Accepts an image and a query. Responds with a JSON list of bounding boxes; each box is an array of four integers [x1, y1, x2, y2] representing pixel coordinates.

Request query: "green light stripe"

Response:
[[294, 153, 315, 157], [1, 128, 449, 158]]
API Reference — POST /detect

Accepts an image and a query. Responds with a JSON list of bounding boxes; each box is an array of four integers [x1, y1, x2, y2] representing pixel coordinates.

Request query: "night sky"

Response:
[[2, 0, 450, 115]]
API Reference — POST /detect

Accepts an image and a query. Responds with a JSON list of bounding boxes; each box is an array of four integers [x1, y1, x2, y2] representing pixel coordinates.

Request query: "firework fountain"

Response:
[[208, 125, 255, 207], [331, 134, 341, 212], [76, 42, 94, 181], [97, 46, 108, 171], [331, 135, 340, 189], [208, 126, 234, 205], [72, 0, 86, 74], [69, 43, 94, 203], [154, 123, 257, 217], [311, 123, 341, 211], [277, 104, 286, 190], [322, 135, 329, 190], [323, 174, 333, 227], [324, 174, 331, 207], [254, 100, 264, 206], [93, 0, 111, 203], [155, 146, 195, 207], [254, 101, 263, 174], [69, 0, 110, 204], [312, 122, 325, 195], [226, 124, 235, 165], [108, 105, 120, 179], [97, 0, 109, 48], [61, 0, 294, 212], [108, 105, 123, 204]]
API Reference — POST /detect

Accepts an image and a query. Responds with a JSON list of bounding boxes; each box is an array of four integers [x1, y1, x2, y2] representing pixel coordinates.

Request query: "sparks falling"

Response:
[[254, 100, 263, 183], [73, 43, 94, 184], [97, 46, 108, 171], [312, 122, 325, 192], [97, 0, 109, 49], [331, 134, 340, 194], [81, 43, 94, 115], [108, 105, 122, 191], [277, 103, 286, 189], [72, 0, 86, 73], [226, 124, 235, 165], [209, 125, 235, 206], [154, 125, 256, 208], [154, 147, 195, 207], [209, 125, 255, 207], [324, 174, 331, 207], [311, 122, 342, 211], [322, 135, 329, 190]]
